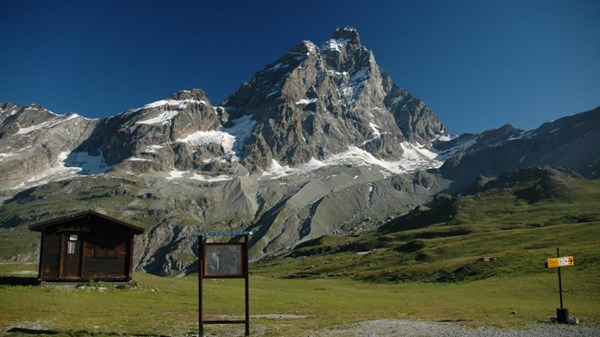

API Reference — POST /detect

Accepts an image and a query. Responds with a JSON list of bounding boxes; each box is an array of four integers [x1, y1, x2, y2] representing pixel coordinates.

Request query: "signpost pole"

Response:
[[199, 235, 204, 337], [545, 248, 574, 324], [555, 247, 570, 324], [244, 234, 250, 336], [557, 247, 563, 309]]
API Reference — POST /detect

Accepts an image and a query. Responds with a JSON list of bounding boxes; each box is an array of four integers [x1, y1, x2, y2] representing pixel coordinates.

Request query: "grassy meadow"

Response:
[[1, 171, 600, 336], [1, 254, 599, 336]]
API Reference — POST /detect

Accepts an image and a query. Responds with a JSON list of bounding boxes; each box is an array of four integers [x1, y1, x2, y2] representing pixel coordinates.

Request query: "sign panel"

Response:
[[546, 256, 574, 268], [203, 243, 245, 278], [197, 232, 251, 337]]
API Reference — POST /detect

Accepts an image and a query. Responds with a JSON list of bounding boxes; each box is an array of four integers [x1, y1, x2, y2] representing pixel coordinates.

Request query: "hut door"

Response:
[[63, 234, 82, 277]]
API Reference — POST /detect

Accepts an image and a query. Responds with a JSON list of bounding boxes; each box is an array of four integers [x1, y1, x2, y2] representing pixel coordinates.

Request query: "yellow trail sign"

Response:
[[546, 256, 574, 268]]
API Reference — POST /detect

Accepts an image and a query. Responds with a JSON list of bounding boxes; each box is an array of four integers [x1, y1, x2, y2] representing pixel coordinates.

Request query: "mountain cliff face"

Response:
[[222, 27, 446, 171], [0, 27, 598, 275], [71, 89, 246, 176], [0, 102, 98, 193]]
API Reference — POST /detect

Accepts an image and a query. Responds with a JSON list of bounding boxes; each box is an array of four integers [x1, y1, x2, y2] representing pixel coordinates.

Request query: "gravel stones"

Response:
[[314, 319, 600, 337]]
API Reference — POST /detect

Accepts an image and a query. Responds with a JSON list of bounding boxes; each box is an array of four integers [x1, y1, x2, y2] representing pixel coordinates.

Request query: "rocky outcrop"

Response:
[[0, 103, 98, 189], [135, 221, 200, 276], [385, 84, 447, 145], [74, 89, 230, 173]]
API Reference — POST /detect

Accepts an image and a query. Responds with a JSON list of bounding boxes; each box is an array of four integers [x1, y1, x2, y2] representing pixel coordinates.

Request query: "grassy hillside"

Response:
[[253, 168, 600, 282]]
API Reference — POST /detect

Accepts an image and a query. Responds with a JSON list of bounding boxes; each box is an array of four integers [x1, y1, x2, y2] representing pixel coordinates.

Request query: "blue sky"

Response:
[[1, 0, 599, 134]]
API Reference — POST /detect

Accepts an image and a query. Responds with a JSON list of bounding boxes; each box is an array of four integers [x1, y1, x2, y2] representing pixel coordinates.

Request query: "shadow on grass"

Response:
[[0, 276, 40, 286], [6, 327, 176, 336], [6, 327, 58, 335]]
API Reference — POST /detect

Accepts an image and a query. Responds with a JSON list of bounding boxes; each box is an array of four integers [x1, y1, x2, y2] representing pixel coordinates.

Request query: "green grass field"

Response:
[[1, 170, 599, 336], [1, 260, 599, 337]]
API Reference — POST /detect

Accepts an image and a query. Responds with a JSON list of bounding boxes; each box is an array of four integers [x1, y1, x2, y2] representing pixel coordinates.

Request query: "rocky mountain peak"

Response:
[[331, 26, 361, 46], [220, 27, 448, 171], [167, 88, 210, 102], [0, 103, 61, 139]]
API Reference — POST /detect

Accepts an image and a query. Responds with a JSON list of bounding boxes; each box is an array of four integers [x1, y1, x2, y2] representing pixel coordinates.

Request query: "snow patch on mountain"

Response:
[[263, 142, 444, 179], [221, 115, 256, 155], [266, 63, 289, 72], [433, 138, 477, 159], [296, 98, 318, 105], [136, 110, 180, 125], [130, 99, 206, 124], [304, 41, 318, 54], [64, 151, 114, 174], [369, 122, 383, 138], [190, 173, 234, 182], [127, 157, 152, 162], [4, 109, 19, 116], [0, 152, 17, 161], [325, 69, 348, 79], [16, 114, 79, 135], [346, 68, 370, 101], [10, 150, 111, 190], [435, 134, 454, 142], [143, 145, 164, 153], [400, 142, 441, 168], [176, 114, 255, 161], [143, 98, 205, 109], [11, 153, 79, 190], [178, 130, 235, 153], [166, 170, 186, 180], [165, 169, 234, 182], [321, 38, 351, 52]]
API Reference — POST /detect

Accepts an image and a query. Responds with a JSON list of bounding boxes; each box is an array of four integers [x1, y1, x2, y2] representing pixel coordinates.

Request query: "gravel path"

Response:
[[10, 317, 600, 336], [311, 319, 600, 337]]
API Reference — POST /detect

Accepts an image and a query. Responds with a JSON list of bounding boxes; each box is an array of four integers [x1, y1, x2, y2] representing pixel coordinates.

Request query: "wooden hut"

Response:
[[28, 211, 144, 282]]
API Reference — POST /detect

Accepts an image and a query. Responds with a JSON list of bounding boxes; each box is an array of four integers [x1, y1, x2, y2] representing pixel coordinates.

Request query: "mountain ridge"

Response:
[[0, 28, 599, 276]]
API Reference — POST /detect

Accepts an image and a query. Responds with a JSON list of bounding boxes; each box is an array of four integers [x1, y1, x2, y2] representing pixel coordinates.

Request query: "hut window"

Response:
[[67, 241, 76, 254], [67, 235, 78, 254]]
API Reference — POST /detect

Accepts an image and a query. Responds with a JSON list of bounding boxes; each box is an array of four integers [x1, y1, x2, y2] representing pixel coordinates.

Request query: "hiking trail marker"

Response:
[[545, 256, 574, 268], [545, 247, 574, 324]]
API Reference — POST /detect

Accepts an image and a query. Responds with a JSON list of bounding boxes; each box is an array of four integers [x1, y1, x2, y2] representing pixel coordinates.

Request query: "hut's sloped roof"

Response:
[[28, 210, 145, 234]]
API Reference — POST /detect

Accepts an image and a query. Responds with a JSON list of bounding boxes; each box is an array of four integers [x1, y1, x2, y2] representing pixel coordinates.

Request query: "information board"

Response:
[[203, 243, 245, 278]]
